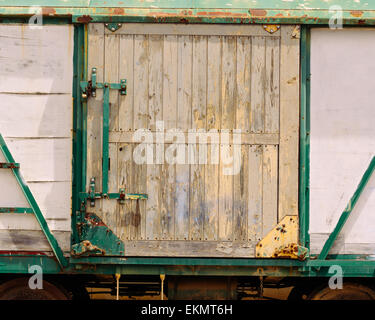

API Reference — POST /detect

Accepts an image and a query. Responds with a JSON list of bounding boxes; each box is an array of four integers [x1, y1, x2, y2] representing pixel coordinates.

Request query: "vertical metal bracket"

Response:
[[105, 23, 122, 32], [80, 67, 128, 196], [89, 177, 96, 207]]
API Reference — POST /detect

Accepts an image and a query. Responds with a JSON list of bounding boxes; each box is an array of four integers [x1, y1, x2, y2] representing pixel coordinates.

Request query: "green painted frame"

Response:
[[299, 25, 311, 251]]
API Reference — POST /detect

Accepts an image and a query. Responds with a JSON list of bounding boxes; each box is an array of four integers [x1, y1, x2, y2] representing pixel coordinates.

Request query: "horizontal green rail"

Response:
[[0, 163, 19, 169], [0, 208, 33, 214], [1, 4, 375, 25]]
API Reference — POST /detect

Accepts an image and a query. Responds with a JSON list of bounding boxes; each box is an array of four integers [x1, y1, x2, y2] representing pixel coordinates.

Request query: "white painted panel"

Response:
[[0, 24, 73, 247], [0, 214, 71, 232], [0, 94, 72, 138], [0, 25, 74, 93], [28, 181, 72, 222], [310, 28, 375, 254], [4, 138, 71, 182]]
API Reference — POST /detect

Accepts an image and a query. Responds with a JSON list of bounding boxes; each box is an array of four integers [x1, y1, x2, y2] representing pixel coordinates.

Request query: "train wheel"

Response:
[[308, 282, 375, 300], [0, 278, 71, 300], [288, 285, 315, 300]]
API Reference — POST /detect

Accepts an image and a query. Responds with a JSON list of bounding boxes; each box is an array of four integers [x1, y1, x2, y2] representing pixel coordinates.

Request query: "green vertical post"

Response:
[[318, 157, 375, 260], [72, 24, 85, 245], [0, 135, 68, 269], [102, 84, 110, 196], [299, 26, 311, 249]]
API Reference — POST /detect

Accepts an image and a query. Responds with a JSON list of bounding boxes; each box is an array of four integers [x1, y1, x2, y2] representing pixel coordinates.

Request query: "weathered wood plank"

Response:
[[104, 33, 120, 131], [109, 132, 279, 145], [145, 162, 161, 240], [189, 35, 207, 240], [119, 35, 134, 132], [233, 145, 249, 241], [0, 214, 71, 232], [279, 25, 300, 219], [102, 143, 119, 234], [0, 230, 70, 253], [163, 35, 178, 130], [146, 35, 163, 240], [5, 138, 71, 182], [108, 24, 280, 38], [0, 94, 72, 138], [123, 240, 255, 258], [218, 36, 236, 241], [265, 37, 280, 134], [160, 162, 175, 240], [133, 35, 149, 130], [0, 25, 74, 94], [204, 36, 221, 241], [148, 35, 164, 132], [236, 36, 251, 133], [175, 35, 192, 240], [117, 143, 134, 240], [207, 36, 221, 131], [248, 145, 263, 242], [262, 145, 278, 236], [87, 23, 104, 191], [250, 36, 266, 133]]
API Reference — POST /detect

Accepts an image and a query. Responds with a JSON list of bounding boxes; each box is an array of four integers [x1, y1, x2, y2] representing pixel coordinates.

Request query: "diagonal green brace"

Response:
[[0, 134, 68, 269], [318, 156, 375, 260]]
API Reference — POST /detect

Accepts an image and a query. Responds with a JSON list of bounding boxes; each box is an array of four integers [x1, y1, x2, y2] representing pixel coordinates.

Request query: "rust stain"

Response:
[[85, 212, 106, 227], [113, 8, 125, 15], [42, 7, 56, 15], [197, 11, 248, 18], [76, 15, 93, 23], [351, 10, 364, 18], [248, 9, 267, 17]]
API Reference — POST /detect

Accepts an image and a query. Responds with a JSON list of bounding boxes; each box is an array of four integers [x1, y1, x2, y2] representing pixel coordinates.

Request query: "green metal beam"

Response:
[[0, 135, 68, 269], [318, 156, 375, 260], [0, 163, 19, 169], [0, 208, 33, 214], [1, 3, 375, 25], [299, 26, 311, 250], [0, 0, 375, 11]]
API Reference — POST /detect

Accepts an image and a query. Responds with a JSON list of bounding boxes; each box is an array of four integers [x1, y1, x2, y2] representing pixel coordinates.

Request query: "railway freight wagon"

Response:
[[0, 0, 375, 300]]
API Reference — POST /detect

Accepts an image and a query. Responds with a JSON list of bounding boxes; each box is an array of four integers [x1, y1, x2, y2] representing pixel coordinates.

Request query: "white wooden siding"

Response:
[[310, 28, 375, 254], [0, 25, 73, 252]]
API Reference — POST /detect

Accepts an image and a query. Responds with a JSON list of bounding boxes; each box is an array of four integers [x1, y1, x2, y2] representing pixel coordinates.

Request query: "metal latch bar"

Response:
[[0, 163, 20, 169], [0, 207, 33, 213]]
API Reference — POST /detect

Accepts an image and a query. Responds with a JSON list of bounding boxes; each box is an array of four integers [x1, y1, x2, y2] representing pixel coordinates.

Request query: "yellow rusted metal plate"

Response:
[[256, 215, 308, 260], [263, 24, 280, 34]]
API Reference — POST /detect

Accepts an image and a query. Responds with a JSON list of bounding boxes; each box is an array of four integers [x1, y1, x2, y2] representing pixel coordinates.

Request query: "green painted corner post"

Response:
[[0, 135, 68, 269], [299, 25, 311, 250], [72, 23, 86, 246], [318, 156, 375, 260]]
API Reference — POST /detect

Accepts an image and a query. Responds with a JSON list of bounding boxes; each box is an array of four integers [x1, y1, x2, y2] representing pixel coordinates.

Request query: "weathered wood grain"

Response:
[[279, 25, 300, 220], [85, 24, 296, 257]]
